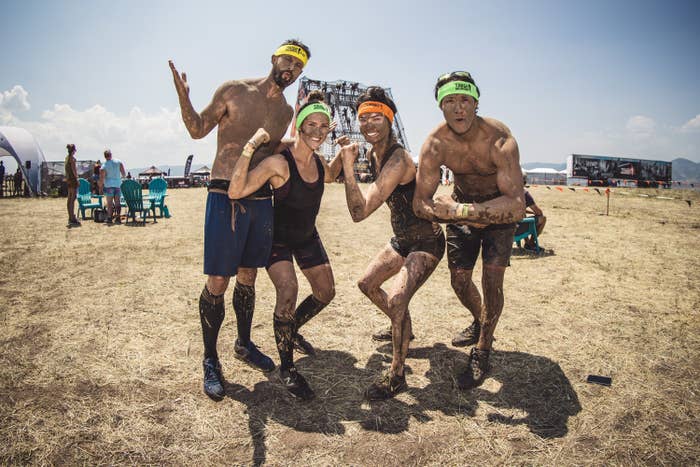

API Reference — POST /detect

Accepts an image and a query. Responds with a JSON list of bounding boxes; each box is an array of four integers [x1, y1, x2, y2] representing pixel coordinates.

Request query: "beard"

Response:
[[273, 69, 294, 89]]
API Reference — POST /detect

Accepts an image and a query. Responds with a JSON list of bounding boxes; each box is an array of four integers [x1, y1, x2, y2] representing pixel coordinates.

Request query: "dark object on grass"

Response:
[[586, 374, 612, 386]]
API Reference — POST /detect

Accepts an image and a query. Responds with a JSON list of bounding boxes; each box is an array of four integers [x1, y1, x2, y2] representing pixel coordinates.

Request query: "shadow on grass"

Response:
[[221, 345, 579, 465], [408, 343, 581, 438]]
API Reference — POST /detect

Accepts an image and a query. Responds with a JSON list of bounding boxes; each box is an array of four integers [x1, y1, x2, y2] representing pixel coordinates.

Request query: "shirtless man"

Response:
[[413, 71, 525, 389], [169, 39, 310, 400]]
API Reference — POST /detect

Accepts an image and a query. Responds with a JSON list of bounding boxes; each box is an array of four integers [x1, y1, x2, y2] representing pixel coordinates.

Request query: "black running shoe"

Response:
[[202, 357, 225, 400], [279, 367, 315, 401], [365, 371, 407, 401], [456, 347, 490, 390], [293, 333, 316, 356], [234, 339, 275, 372], [452, 320, 481, 347], [371, 326, 415, 342]]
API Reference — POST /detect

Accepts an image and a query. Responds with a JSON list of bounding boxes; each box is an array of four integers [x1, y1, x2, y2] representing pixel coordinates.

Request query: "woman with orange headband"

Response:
[[339, 87, 445, 400], [228, 91, 345, 401]]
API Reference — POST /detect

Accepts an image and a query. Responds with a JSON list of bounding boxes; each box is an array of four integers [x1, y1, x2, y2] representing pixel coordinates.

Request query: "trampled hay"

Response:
[[1, 185, 699, 465]]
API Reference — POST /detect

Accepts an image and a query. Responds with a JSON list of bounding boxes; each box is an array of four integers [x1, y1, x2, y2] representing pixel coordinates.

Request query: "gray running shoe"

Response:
[[202, 358, 225, 400], [293, 333, 316, 356], [371, 326, 415, 342], [456, 347, 490, 390], [365, 371, 407, 401], [279, 367, 315, 401], [234, 339, 275, 372], [451, 320, 481, 347]]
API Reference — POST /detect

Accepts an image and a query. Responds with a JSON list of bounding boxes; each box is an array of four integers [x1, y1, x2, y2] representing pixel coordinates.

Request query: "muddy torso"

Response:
[[370, 144, 438, 238], [210, 80, 293, 180], [435, 118, 506, 203]]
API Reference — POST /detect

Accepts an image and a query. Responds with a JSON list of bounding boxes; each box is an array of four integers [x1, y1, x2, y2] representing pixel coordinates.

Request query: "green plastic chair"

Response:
[[514, 216, 540, 252], [148, 177, 170, 218], [121, 179, 156, 225], [77, 178, 102, 219]]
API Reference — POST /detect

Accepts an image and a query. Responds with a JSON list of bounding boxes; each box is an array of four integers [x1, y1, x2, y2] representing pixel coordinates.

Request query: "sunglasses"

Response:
[[437, 71, 473, 82]]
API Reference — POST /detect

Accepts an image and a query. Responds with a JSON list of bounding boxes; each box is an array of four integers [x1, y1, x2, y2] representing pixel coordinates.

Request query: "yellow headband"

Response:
[[273, 44, 308, 66], [358, 101, 394, 124]]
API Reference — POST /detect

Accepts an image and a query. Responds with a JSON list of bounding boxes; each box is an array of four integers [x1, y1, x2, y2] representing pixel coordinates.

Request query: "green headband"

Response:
[[295, 102, 332, 129], [437, 81, 479, 106]]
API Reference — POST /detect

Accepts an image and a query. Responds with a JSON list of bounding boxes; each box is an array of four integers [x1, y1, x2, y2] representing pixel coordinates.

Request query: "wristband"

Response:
[[241, 141, 256, 158]]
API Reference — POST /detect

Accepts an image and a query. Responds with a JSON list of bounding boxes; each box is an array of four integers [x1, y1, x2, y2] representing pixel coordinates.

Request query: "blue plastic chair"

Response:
[[148, 178, 170, 218], [514, 217, 540, 252], [77, 178, 102, 219], [121, 179, 156, 225]]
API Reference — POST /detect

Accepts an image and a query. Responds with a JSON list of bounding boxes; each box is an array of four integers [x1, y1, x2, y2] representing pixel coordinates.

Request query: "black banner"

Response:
[[184, 154, 193, 177]]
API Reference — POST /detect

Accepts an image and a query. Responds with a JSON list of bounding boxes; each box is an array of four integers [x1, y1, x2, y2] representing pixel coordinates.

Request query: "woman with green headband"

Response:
[[228, 90, 345, 401]]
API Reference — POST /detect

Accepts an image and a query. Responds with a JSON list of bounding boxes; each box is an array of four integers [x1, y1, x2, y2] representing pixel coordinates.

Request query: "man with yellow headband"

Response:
[[413, 71, 525, 390], [168, 39, 310, 401]]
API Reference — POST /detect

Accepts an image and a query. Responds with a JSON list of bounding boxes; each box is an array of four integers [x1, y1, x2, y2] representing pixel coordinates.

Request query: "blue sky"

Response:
[[2, 0, 699, 172]]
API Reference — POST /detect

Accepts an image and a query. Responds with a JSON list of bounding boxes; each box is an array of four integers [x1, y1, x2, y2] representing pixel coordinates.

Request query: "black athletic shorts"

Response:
[[446, 223, 516, 269], [266, 228, 329, 270], [390, 225, 445, 260]]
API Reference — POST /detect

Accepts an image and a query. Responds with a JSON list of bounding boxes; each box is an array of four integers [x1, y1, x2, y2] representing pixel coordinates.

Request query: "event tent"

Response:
[[0, 126, 47, 196], [524, 167, 567, 185], [138, 166, 166, 177], [191, 165, 211, 176]]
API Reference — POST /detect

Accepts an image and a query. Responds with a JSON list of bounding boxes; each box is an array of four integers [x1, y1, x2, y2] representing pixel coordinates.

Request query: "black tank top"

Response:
[[273, 148, 325, 246], [369, 144, 437, 239]]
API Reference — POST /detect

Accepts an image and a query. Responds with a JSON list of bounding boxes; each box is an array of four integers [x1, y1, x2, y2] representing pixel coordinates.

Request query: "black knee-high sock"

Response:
[[199, 286, 225, 360], [274, 317, 296, 372], [295, 295, 328, 331], [233, 282, 255, 345]]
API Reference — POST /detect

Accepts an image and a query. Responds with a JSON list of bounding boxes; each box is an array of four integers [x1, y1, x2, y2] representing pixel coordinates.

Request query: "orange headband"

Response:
[[358, 101, 394, 124]]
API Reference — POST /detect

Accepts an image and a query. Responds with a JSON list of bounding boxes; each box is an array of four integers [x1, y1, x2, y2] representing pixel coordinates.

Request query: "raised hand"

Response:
[[249, 128, 270, 148], [335, 135, 351, 147], [340, 142, 360, 164], [168, 60, 190, 97]]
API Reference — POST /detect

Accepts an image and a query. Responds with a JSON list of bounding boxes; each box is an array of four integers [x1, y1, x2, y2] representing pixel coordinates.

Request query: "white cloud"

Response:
[[680, 114, 700, 133], [0, 85, 31, 114], [1, 86, 216, 169], [625, 115, 655, 137]]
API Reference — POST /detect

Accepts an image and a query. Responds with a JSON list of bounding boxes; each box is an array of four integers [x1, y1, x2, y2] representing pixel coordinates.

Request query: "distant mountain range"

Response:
[[129, 158, 700, 181], [522, 158, 699, 181]]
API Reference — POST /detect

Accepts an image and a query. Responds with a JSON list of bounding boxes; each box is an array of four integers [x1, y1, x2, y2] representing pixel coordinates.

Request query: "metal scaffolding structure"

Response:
[[293, 77, 410, 165]]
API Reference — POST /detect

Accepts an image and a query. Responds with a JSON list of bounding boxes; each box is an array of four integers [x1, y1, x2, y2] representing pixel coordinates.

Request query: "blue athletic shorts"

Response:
[[104, 187, 121, 197], [203, 192, 273, 276]]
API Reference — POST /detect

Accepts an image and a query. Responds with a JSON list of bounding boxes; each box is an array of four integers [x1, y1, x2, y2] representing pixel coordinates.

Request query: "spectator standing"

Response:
[[64, 144, 81, 227], [99, 149, 126, 224]]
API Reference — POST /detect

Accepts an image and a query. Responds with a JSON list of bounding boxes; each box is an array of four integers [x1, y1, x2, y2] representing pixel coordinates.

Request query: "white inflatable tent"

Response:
[[0, 126, 47, 196]]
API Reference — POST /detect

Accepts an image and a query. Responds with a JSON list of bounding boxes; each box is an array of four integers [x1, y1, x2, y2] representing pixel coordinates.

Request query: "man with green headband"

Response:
[[413, 71, 525, 389], [168, 39, 310, 401]]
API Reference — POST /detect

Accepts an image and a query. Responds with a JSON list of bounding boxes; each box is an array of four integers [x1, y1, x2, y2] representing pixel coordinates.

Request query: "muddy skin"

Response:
[[233, 282, 256, 346], [199, 286, 225, 360]]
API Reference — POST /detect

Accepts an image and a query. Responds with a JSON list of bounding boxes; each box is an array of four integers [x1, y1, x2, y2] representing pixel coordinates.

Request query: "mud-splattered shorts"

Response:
[[446, 223, 516, 269], [267, 228, 329, 270]]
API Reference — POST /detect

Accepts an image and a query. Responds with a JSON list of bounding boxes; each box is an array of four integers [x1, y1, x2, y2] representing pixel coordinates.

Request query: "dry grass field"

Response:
[[1, 183, 699, 466]]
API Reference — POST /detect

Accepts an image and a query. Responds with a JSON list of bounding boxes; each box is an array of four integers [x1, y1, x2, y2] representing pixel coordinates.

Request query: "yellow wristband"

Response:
[[458, 203, 471, 218], [241, 142, 256, 158]]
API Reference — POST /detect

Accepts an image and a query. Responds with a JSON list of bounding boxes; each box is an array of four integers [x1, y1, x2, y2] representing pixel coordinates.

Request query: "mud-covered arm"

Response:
[[169, 60, 227, 139], [228, 129, 279, 199], [341, 143, 404, 222], [435, 135, 525, 224], [413, 136, 444, 222], [322, 135, 351, 182]]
